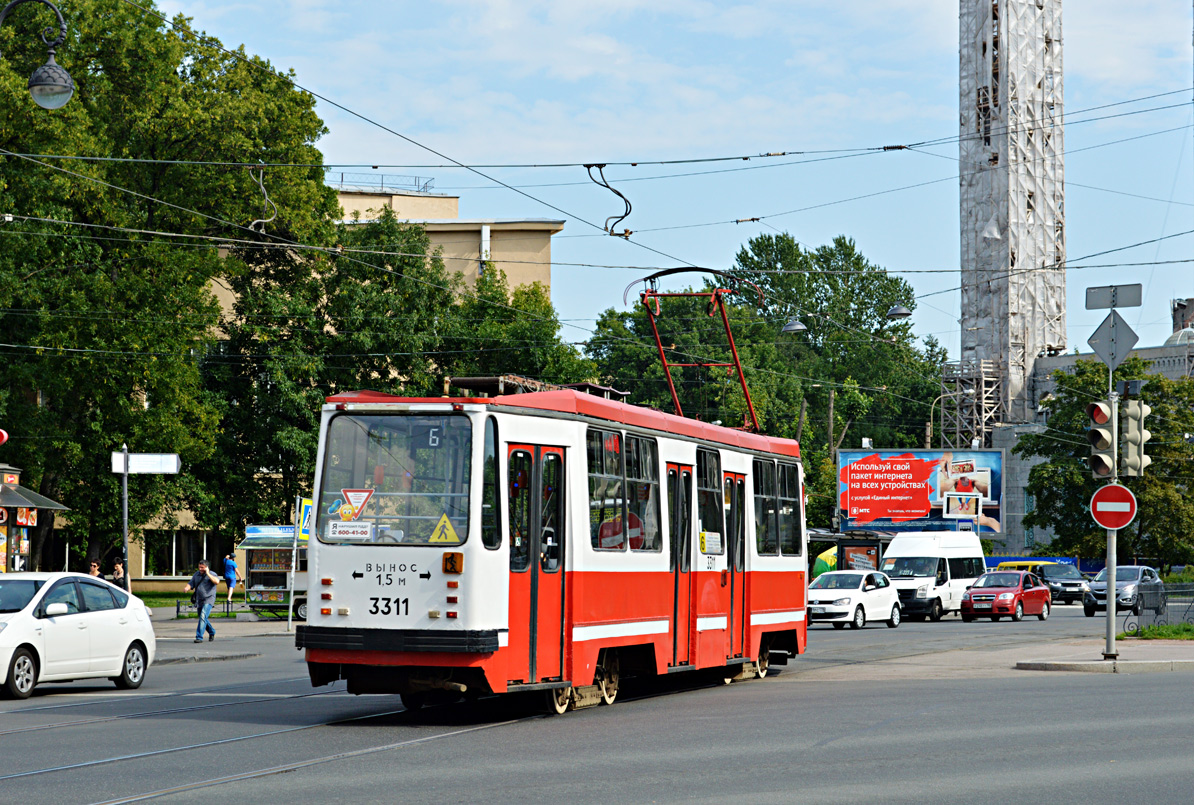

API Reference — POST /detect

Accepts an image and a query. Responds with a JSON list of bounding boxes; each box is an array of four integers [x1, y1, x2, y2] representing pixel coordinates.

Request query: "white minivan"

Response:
[[878, 532, 986, 621]]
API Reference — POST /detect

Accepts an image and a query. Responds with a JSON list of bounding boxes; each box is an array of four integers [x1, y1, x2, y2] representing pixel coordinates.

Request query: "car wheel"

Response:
[[991, 616, 1001, 621], [401, 692, 428, 711], [961, 615, 974, 623], [1012, 602, 1024, 622], [294, 599, 308, 621], [4, 648, 37, 699], [1132, 598, 1143, 617], [928, 599, 943, 622], [1084, 607, 1095, 617], [832, 622, 846, 630], [887, 604, 901, 628], [1156, 596, 1168, 616], [1038, 601, 1050, 621], [114, 643, 147, 690], [850, 606, 866, 630]]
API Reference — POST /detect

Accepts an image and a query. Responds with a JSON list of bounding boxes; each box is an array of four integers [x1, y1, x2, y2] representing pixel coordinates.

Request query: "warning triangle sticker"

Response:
[[429, 514, 460, 543], [341, 488, 375, 521]]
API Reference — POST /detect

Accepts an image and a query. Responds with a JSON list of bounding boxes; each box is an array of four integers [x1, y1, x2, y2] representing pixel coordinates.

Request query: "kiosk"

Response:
[[239, 525, 308, 619]]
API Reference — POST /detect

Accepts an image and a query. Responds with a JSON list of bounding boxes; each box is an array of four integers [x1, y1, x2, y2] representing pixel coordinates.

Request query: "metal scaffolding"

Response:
[[957, 0, 1066, 435], [941, 359, 1002, 448]]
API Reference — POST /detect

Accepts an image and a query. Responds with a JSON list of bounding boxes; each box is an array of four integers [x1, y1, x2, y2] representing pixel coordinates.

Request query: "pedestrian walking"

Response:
[[183, 559, 220, 643], [112, 558, 126, 590], [223, 553, 243, 603], [87, 561, 104, 579]]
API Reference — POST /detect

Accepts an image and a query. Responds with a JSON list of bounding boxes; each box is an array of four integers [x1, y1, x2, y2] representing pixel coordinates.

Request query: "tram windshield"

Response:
[[318, 413, 472, 545]]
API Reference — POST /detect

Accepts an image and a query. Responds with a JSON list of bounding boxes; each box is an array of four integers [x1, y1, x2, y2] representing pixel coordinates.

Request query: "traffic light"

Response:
[[1122, 399, 1152, 476], [1086, 401, 1115, 479]]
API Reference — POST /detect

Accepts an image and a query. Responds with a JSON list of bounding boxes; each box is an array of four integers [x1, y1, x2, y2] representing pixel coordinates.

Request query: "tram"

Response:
[[296, 388, 807, 712]]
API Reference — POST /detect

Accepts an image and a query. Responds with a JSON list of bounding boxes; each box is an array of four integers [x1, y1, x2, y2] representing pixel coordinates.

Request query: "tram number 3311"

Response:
[[368, 597, 410, 616]]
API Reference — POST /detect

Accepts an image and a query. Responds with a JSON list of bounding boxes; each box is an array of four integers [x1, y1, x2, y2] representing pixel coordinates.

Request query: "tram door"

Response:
[[724, 473, 747, 658], [507, 445, 566, 684], [667, 464, 694, 666]]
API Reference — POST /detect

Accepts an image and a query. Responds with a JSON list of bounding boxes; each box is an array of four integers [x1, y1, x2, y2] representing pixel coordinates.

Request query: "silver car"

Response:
[[1083, 565, 1166, 617]]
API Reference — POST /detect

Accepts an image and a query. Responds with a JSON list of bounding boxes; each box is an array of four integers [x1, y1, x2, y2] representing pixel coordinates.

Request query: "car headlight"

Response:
[[0, 622, 6, 636], [997, 592, 1014, 601], [832, 597, 852, 607], [1049, 582, 1062, 589], [1081, 582, 1090, 591], [962, 592, 971, 601], [916, 584, 930, 599], [1121, 585, 1137, 597]]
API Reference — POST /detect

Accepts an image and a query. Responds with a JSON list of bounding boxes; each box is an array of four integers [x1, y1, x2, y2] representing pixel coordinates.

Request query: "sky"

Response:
[[157, 0, 1194, 359]]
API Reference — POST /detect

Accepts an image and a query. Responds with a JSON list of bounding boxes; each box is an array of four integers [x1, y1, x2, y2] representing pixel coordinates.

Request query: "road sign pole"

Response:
[[1105, 526, 1118, 660], [287, 494, 300, 633], [121, 444, 129, 591]]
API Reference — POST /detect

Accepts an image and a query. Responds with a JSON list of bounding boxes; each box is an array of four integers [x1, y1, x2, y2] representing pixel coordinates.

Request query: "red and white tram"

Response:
[[297, 388, 807, 711]]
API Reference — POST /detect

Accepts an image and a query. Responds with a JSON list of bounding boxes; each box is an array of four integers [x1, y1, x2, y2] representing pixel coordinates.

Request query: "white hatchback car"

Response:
[[808, 570, 902, 629], [0, 572, 156, 699]]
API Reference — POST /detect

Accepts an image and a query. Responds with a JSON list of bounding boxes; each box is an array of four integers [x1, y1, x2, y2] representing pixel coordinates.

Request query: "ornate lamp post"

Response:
[[0, 0, 73, 109]]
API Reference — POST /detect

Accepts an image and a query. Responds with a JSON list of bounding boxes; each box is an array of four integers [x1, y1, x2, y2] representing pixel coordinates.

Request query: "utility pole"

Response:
[[827, 389, 835, 454], [795, 398, 807, 443]]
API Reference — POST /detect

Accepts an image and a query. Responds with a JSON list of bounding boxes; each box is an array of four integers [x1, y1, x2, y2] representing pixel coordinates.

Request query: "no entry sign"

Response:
[[1090, 484, 1138, 530]]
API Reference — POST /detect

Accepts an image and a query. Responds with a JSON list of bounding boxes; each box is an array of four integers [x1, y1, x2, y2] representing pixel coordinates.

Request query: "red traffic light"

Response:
[[1086, 401, 1112, 425], [0, 428, 7, 446]]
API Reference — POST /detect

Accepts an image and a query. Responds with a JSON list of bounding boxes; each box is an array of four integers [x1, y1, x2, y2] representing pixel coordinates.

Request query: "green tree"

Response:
[[438, 266, 594, 384], [1016, 358, 1194, 565], [0, 1, 335, 566], [188, 208, 456, 543]]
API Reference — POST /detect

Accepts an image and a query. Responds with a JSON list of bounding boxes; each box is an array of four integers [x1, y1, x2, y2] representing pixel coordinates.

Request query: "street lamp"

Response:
[[885, 304, 912, 320], [0, 0, 73, 110], [781, 318, 807, 334]]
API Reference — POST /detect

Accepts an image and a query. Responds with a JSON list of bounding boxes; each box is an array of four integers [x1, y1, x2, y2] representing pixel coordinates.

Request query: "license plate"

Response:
[[810, 607, 825, 614], [974, 603, 992, 609]]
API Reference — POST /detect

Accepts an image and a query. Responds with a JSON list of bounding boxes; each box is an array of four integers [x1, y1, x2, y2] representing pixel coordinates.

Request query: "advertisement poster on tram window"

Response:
[[837, 449, 1004, 534]]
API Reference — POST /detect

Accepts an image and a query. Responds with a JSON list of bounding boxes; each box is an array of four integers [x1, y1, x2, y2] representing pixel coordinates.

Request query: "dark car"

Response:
[[1038, 563, 1089, 604], [961, 571, 1052, 622], [1083, 565, 1166, 617]]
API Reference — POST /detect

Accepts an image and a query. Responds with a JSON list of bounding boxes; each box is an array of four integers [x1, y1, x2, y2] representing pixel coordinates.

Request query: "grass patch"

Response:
[[1119, 623, 1194, 640]]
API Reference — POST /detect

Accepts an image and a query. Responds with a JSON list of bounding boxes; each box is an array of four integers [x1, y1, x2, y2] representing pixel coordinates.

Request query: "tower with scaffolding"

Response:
[[945, 0, 1066, 447]]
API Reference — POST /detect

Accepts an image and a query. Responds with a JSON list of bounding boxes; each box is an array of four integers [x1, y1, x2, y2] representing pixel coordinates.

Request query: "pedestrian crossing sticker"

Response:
[[429, 514, 461, 543]]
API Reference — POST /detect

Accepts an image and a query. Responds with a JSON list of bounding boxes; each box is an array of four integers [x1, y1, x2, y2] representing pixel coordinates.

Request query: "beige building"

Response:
[[335, 176, 563, 293]]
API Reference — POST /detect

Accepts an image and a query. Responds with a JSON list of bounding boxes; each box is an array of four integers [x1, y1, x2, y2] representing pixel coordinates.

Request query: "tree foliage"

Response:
[[0, 2, 336, 566], [1015, 358, 1194, 566], [586, 233, 946, 527]]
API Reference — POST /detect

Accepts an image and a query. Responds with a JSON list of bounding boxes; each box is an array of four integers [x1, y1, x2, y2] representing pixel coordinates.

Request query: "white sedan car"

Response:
[[0, 572, 156, 699], [808, 570, 902, 629]]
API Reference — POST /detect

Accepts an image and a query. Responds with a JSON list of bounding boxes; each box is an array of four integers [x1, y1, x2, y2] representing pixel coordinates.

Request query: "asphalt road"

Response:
[[4, 606, 1194, 804]]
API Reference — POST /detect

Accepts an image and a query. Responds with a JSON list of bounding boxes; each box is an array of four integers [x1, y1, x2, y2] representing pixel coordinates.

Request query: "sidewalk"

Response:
[[1014, 638, 1194, 673], [789, 638, 1194, 682], [150, 608, 295, 665]]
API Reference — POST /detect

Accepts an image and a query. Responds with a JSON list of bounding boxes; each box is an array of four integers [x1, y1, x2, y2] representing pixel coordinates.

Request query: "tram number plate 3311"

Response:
[[368, 597, 410, 616]]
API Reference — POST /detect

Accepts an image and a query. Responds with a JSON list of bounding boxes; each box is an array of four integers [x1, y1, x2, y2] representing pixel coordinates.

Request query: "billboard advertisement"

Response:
[[837, 449, 1004, 533]]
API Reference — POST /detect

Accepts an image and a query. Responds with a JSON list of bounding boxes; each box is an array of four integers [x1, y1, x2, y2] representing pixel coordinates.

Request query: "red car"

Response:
[[961, 571, 1051, 622]]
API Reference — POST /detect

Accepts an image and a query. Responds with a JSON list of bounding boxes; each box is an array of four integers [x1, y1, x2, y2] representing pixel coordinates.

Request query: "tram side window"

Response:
[[696, 449, 724, 554], [753, 459, 779, 556], [482, 418, 501, 550], [509, 450, 533, 572], [587, 429, 627, 551], [778, 463, 802, 555], [625, 436, 662, 552]]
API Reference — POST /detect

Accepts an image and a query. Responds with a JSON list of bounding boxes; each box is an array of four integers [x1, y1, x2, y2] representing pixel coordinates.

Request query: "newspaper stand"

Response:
[[240, 525, 308, 620]]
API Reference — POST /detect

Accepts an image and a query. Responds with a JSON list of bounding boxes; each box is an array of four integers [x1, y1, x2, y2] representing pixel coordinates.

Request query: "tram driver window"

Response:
[[625, 436, 662, 552], [587, 429, 627, 551]]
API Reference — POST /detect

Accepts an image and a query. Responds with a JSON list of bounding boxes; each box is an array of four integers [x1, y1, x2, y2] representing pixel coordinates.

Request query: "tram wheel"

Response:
[[755, 644, 771, 679], [596, 652, 620, 705], [546, 686, 572, 715]]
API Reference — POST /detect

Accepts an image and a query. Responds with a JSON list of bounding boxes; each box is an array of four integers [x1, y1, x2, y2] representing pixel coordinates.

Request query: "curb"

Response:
[[1016, 659, 1194, 673], [155, 653, 262, 666]]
